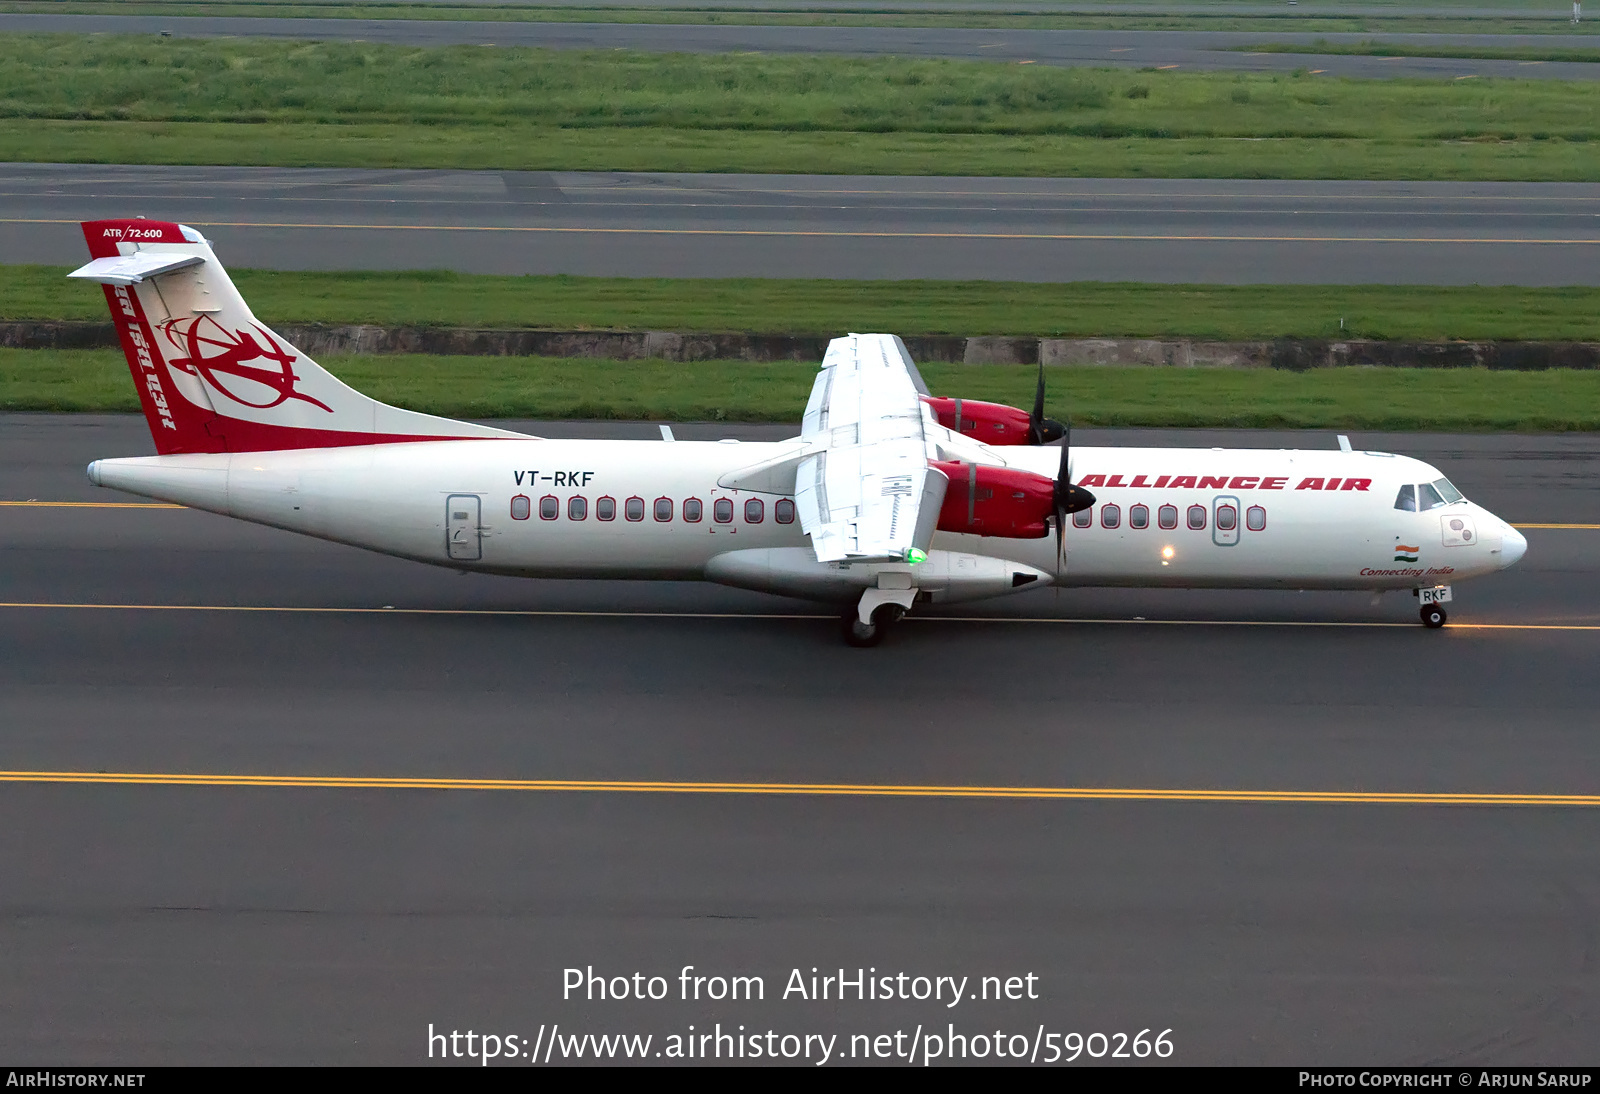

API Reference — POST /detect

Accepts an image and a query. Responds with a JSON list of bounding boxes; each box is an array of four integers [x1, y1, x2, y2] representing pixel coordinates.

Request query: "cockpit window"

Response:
[[1417, 482, 1447, 510], [1394, 484, 1417, 512], [1432, 477, 1464, 504]]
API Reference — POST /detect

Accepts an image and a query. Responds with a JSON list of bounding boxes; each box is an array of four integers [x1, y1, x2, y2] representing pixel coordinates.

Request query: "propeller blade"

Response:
[[1051, 393, 1091, 570], [1054, 433, 1066, 565], [1025, 362, 1067, 445], [1053, 417, 1095, 514], [1029, 362, 1047, 445]]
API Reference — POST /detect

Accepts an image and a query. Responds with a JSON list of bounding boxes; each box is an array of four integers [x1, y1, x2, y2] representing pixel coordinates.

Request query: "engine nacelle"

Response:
[[923, 397, 1033, 446], [931, 460, 1055, 539]]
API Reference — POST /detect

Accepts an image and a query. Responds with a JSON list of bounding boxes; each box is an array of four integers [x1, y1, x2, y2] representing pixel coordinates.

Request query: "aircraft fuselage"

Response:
[[88, 437, 1525, 598]]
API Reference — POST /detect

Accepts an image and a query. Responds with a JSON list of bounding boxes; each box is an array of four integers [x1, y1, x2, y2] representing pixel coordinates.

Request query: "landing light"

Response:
[[1161, 545, 1175, 566]]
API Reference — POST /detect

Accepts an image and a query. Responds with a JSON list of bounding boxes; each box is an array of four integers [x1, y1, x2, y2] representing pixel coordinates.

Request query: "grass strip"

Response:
[[9, 267, 1600, 342], [1237, 41, 1600, 64], [2, 35, 1600, 179], [12, 120, 1600, 180], [5, 34, 1592, 139], [10, 348, 1600, 430], [2, 0, 1595, 35]]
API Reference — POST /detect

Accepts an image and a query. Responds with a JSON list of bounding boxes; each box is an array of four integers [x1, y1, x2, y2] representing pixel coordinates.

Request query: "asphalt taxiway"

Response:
[[7, 164, 1600, 284], [1, 413, 1597, 1064], [3, 13, 1598, 81]]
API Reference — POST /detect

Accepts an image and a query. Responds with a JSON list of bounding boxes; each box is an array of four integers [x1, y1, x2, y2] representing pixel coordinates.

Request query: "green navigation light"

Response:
[[907, 549, 928, 565]]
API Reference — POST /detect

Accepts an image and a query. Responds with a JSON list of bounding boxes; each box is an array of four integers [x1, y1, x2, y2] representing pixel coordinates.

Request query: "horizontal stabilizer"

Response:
[[69, 253, 204, 286]]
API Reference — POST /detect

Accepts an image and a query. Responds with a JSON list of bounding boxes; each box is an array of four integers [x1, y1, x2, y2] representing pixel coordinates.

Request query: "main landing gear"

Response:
[[1420, 603, 1447, 629], [842, 584, 919, 647], [841, 604, 905, 648]]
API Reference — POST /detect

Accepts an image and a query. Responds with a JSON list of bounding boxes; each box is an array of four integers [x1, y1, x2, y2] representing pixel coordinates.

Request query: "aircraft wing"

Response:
[[795, 334, 947, 563]]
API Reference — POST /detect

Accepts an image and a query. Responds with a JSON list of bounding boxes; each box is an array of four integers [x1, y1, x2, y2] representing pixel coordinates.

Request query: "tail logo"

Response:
[[159, 315, 333, 413], [1395, 544, 1421, 562]]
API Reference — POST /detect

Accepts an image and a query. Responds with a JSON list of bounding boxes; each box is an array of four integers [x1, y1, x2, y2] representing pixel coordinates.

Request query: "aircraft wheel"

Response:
[[1420, 604, 1447, 629], [842, 613, 881, 647], [841, 605, 903, 648]]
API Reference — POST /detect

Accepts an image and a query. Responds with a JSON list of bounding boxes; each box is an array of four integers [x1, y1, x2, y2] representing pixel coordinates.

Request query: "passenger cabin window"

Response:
[[654, 497, 674, 522], [1158, 504, 1178, 530], [745, 498, 764, 523], [1394, 484, 1417, 512], [1246, 505, 1266, 531], [713, 498, 734, 523], [1417, 482, 1447, 511], [1187, 504, 1207, 530], [568, 496, 587, 521], [596, 496, 616, 521], [625, 496, 645, 522], [775, 499, 796, 524], [1216, 504, 1238, 531], [683, 498, 703, 523], [1433, 477, 1464, 504], [1130, 504, 1149, 530], [1101, 504, 1121, 529], [510, 495, 531, 520], [1073, 509, 1092, 529], [540, 495, 559, 520]]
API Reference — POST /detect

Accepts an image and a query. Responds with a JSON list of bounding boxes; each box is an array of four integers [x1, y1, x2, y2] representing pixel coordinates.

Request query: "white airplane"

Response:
[[71, 218, 1527, 646]]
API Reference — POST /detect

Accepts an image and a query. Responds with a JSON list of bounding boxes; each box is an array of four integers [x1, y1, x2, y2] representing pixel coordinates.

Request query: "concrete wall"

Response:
[[6, 321, 1599, 370]]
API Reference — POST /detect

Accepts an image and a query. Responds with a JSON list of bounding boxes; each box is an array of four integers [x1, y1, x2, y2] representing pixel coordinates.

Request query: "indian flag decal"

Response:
[[1394, 544, 1420, 562]]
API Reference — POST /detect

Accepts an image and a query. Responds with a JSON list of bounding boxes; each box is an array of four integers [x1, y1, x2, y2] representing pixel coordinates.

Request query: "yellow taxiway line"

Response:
[[0, 602, 1597, 630], [1, 769, 1595, 807], [0, 500, 184, 509], [2, 217, 1596, 245], [926, 616, 1600, 631], [0, 601, 825, 620]]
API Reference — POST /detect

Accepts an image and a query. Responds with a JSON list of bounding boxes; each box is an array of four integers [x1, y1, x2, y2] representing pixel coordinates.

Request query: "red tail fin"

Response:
[[73, 219, 523, 454]]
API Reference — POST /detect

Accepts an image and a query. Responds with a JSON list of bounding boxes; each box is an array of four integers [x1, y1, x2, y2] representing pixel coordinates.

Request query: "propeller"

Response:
[[1027, 362, 1066, 445], [1051, 409, 1095, 565]]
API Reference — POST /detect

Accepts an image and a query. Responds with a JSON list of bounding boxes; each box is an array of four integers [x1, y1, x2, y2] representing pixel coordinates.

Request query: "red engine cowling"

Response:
[[931, 460, 1055, 538], [923, 397, 1033, 446]]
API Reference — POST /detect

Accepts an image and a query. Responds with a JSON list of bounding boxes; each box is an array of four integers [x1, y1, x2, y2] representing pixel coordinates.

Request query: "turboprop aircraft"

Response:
[[71, 218, 1527, 646]]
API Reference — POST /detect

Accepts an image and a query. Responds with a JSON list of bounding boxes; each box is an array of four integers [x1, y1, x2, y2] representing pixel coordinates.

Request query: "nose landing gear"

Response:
[[1415, 584, 1452, 629]]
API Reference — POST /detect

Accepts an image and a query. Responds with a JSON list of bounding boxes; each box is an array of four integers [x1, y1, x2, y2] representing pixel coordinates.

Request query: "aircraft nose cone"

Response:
[[1500, 524, 1528, 569]]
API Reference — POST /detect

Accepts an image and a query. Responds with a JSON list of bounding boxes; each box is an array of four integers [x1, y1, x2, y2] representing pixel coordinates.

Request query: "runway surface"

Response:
[[2, 412, 1598, 1064], [346, 2, 1597, 13], [4, 13, 1599, 80], [8, 164, 1600, 284]]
